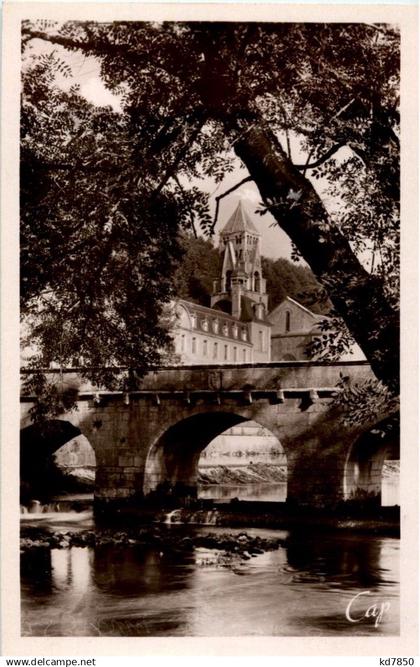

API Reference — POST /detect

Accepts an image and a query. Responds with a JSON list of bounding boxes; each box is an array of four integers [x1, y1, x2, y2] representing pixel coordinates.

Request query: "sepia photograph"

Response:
[[1, 1, 418, 656]]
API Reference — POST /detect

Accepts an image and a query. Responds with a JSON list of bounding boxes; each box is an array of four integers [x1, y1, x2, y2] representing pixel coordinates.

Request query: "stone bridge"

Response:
[[20, 361, 399, 508]]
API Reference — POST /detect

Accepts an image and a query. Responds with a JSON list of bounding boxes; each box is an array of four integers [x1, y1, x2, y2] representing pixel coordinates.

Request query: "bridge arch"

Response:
[[344, 416, 399, 506], [20, 419, 96, 503], [143, 411, 287, 502]]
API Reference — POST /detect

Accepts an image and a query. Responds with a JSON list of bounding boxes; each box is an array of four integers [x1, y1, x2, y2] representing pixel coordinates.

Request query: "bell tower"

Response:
[[211, 200, 268, 319]]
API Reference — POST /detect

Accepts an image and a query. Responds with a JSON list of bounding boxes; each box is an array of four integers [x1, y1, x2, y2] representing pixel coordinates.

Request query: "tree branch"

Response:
[[22, 28, 148, 67], [152, 116, 206, 198], [294, 143, 345, 170], [173, 175, 198, 238]]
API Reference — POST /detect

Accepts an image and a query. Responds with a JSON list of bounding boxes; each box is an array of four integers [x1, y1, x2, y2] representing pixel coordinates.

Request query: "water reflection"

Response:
[[21, 528, 399, 637], [198, 482, 287, 502], [285, 532, 394, 589]]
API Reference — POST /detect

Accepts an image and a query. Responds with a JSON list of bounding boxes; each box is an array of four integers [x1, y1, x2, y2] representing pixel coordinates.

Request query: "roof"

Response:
[[240, 296, 272, 325], [220, 200, 260, 236], [268, 296, 329, 322], [178, 298, 271, 326], [178, 299, 242, 323]]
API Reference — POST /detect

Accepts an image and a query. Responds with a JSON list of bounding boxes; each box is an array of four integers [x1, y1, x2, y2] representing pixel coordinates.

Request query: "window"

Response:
[[203, 339, 208, 356], [285, 310, 291, 333], [254, 271, 261, 292], [259, 330, 264, 351], [181, 335, 185, 352], [243, 348, 247, 362], [192, 337, 197, 354], [233, 347, 237, 362], [213, 342, 218, 359], [224, 345, 228, 361]]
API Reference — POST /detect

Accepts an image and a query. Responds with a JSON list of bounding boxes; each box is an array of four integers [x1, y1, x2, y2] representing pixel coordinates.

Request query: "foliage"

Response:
[[334, 374, 399, 427], [261, 256, 330, 313], [21, 53, 186, 391], [21, 371, 80, 424], [173, 233, 222, 306]]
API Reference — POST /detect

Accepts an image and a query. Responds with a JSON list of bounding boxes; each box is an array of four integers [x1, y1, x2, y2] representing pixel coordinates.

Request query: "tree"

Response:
[[21, 21, 400, 395], [21, 51, 188, 392]]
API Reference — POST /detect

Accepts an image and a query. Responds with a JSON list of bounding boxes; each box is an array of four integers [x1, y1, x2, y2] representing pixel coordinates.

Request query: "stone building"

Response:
[[268, 296, 327, 361], [171, 198, 365, 364]]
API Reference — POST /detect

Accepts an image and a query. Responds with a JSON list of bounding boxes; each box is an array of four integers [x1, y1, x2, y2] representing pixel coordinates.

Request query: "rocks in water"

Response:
[[19, 525, 283, 569]]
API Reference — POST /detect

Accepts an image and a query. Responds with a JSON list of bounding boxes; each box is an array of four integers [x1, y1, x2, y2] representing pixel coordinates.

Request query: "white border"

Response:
[[1, 3, 418, 656]]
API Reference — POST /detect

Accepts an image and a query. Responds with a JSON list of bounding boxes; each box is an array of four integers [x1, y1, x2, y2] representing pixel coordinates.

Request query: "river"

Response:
[[21, 509, 399, 637]]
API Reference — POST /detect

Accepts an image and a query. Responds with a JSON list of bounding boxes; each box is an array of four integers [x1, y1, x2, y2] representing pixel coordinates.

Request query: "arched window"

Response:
[[254, 271, 261, 292], [285, 310, 291, 333], [225, 270, 232, 291]]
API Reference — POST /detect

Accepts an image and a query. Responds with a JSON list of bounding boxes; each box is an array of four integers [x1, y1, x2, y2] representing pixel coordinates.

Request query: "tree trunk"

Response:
[[232, 123, 399, 395]]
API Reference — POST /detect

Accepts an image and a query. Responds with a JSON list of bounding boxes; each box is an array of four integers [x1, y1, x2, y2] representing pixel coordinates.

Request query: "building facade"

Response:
[[172, 200, 271, 365], [268, 296, 326, 361]]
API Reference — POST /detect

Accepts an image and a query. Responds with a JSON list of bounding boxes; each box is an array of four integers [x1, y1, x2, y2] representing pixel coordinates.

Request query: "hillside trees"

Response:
[[173, 233, 326, 312], [173, 234, 222, 305], [21, 21, 400, 394]]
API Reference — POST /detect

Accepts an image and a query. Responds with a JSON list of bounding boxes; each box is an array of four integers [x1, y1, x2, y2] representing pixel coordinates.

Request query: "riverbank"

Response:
[[198, 463, 287, 485], [89, 494, 399, 535]]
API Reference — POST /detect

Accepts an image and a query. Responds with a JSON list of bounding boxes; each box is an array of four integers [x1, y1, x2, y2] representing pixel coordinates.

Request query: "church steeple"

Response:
[[211, 200, 268, 319]]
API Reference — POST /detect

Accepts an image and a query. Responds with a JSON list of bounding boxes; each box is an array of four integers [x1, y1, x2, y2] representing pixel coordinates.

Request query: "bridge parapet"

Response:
[[20, 360, 374, 399]]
